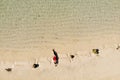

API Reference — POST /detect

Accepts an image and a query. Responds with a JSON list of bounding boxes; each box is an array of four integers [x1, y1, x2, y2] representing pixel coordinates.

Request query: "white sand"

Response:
[[0, 0, 120, 80], [0, 46, 120, 80]]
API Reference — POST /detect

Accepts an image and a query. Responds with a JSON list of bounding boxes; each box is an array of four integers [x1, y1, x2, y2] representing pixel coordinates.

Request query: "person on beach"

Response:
[[52, 49, 59, 66]]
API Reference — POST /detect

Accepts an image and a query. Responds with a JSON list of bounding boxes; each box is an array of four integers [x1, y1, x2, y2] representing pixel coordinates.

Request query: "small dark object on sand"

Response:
[[70, 55, 75, 59], [33, 64, 39, 68], [92, 49, 99, 55], [5, 68, 12, 72]]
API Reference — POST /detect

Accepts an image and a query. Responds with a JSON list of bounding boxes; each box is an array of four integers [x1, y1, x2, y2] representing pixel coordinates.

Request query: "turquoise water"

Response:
[[0, 0, 120, 49]]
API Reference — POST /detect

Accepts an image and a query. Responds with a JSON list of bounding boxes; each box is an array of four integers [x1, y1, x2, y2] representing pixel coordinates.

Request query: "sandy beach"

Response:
[[0, 47, 120, 80], [0, 0, 120, 80]]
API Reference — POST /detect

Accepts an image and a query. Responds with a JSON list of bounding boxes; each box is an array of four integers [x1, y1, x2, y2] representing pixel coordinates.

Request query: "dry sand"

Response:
[[0, 46, 120, 80], [0, 0, 120, 80]]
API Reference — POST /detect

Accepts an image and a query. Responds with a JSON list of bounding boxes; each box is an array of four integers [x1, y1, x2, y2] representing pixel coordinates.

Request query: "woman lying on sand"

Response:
[[52, 49, 59, 66]]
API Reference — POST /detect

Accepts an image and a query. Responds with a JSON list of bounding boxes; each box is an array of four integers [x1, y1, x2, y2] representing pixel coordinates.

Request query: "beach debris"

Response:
[[52, 49, 59, 66], [33, 59, 39, 68], [70, 55, 75, 59], [92, 49, 99, 55], [66, 53, 78, 63], [33, 63, 39, 68], [5, 68, 12, 72]]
